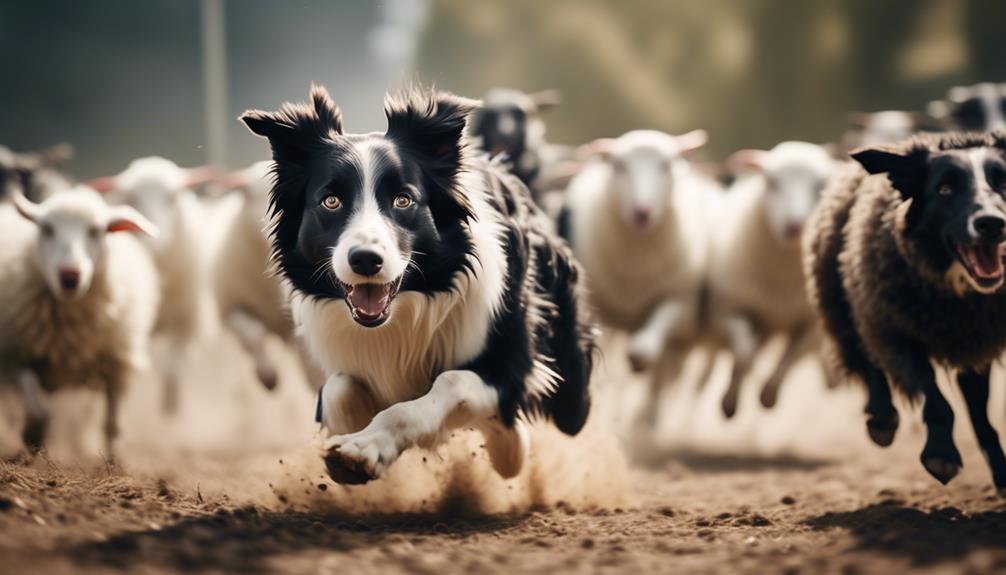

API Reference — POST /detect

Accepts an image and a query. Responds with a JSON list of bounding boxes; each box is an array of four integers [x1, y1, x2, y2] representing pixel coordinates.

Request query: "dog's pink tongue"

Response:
[[348, 284, 391, 317], [970, 244, 1005, 279]]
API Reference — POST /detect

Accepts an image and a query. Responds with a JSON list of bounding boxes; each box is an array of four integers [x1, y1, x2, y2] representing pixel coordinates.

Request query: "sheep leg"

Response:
[[863, 364, 899, 447], [103, 376, 124, 461], [721, 315, 763, 419], [627, 301, 688, 373], [323, 370, 510, 483], [17, 369, 49, 452], [161, 339, 188, 415], [957, 368, 1006, 494], [637, 341, 688, 429], [889, 352, 961, 485], [229, 309, 279, 391], [759, 323, 817, 409]]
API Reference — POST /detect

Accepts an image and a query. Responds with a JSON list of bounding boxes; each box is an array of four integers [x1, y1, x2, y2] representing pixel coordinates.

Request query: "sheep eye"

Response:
[[41, 223, 54, 237], [321, 195, 341, 210], [393, 193, 413, 209], [87, 226, 100, 239], [938, 184, 953, 196]]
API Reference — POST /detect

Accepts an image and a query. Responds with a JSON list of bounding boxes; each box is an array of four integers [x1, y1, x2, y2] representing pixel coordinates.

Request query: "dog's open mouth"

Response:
[[955, 242, 1006, 289], [341, 278, 402, 327]]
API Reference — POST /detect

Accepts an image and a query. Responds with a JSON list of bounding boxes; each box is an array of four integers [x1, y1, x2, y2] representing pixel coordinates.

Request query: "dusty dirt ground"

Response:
[[0, 330, 1005, 574]]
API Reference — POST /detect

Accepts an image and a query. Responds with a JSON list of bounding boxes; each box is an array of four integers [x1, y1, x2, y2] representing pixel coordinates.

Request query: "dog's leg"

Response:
[[17, 368, 49, 452], [958, 367, 1006, 495], [478, 418, 530, 479], [627, 300, 688, 373], [316, 373, 380, 435], [759, 323, 817, 409], [323, 370, 504, 483], [721, 314, 762, 419], [886, 350, 960, 484], [229, 309, 279, 391]]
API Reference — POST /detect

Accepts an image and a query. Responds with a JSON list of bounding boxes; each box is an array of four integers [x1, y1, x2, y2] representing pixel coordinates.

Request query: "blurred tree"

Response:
[[417, 0, 1004, 158]]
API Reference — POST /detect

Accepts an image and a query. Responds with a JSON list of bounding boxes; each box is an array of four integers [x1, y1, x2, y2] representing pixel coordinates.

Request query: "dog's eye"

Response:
[[393, 194, 413, 209], [321, 195, 342, 210], [938, 184, 953, 196]]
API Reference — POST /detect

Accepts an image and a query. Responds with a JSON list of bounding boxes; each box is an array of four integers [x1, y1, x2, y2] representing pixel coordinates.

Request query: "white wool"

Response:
[[564, 151, 713, 332], [0, 199, 159, 389]]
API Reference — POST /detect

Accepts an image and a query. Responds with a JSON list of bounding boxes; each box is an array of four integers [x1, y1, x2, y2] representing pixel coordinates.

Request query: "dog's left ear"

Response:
[[240, 84, 343, 166], [851, 145, 928, 199], [385, 88, 479, 220]]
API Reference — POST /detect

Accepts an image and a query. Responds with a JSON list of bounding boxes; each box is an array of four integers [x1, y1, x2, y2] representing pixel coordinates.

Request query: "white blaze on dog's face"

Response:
[[732, 142, 836, 245], [11, 186, 157, 300], [587, 129, 708, 231]]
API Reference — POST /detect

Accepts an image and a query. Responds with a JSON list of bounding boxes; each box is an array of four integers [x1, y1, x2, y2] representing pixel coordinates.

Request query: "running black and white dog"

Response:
[[240, 85, 596, 484]]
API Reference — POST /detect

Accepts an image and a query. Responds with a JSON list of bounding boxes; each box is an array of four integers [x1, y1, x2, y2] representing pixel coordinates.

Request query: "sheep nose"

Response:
[[974, 213, 1006, 241], [633, 208, 652, 228], [348, 247, 383, 277], [58, 268, 80, 291], [783, 222, 804, 241]]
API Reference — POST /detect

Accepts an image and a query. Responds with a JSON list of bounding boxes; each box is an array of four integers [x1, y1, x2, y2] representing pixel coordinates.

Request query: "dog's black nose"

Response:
[[348, 247, 383, 276], [974, 214, 1006, 240], [58, 268, 80, 291]]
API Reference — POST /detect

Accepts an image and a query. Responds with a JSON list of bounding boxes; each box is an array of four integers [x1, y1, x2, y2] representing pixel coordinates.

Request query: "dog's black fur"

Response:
[[806, 131, 1006, 493], [241, 85, 595, 439]]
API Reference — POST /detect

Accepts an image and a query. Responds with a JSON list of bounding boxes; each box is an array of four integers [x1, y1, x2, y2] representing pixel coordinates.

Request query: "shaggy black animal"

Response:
[[241, 85, 595, 484], [805, 132, 1006, 493]]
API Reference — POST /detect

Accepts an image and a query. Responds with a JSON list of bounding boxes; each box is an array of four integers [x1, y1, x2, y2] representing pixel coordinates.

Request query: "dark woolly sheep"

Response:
[[805, 132, 1006, 494]]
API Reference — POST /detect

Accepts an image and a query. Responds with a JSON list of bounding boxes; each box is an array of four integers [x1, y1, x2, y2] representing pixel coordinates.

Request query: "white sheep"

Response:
[[213, 161, 324, 391], [0, 185, 159, 454], [88, 157, 217, 414], [704, 141, 838, 418], [561, 129, 716, 425]]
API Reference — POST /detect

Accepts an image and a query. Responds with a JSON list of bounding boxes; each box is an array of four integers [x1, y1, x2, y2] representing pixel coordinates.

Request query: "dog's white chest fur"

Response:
[[293, 184, 507, 408]]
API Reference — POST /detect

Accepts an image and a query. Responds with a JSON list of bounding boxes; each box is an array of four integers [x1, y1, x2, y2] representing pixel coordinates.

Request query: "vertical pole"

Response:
[[201, 0, 228, 168]]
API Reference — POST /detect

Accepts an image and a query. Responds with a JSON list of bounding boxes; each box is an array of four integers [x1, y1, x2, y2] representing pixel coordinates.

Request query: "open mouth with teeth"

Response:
[[340, 278, 402, 327], [954, 242, 1006, 289]]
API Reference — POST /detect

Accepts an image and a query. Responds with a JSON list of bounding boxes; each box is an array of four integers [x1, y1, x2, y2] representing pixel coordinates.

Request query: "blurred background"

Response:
[[2, 0, 1005, 176]]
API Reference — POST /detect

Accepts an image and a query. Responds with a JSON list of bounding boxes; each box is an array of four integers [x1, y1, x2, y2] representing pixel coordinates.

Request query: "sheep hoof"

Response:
[[866, 415, 899, 447], [323, 449, 375, 485], [759, 385, 780, 409], [721, 397, 738, 419], [256, 366, 279, 391], [921, 455, 961, 486], [21, 420, 46, 453]]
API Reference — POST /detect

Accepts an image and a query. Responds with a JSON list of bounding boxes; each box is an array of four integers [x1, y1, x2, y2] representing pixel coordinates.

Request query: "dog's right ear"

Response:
[[851, 145, 927, 199], [240, 84, 343, 165]]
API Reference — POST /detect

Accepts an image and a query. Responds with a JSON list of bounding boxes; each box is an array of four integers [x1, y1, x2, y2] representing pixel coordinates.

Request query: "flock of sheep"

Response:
[[0, 80, 1002, 467]]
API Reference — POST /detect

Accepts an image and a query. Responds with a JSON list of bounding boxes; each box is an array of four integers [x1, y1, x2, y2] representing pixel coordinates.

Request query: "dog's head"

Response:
[[241, 85, 478, 328], [852, 133, 1006, 295]]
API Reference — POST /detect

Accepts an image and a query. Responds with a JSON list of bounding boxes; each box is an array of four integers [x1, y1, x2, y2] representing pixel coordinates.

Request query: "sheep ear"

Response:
[[10, 184, 41, 223], [240, 84, 343, 166], [87, 175, 119, 194], [849, 147, 907, 175], [106, 205, 159, 237], [675, 129, 708, 154], [847, 112, 870, 129], [577, 138, 615, 160], [528, 89, 562, 113], [727, 149, 768, 173], [926, 100, 951, 121], [184, 166, 221, 188]]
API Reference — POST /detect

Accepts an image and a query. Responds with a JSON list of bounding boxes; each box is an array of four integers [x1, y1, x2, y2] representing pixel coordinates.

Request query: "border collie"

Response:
[[240, 85, 596, 484]]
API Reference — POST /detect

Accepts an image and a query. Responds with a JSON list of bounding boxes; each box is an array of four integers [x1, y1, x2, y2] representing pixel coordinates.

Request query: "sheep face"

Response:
[[11, 187, 157, 300], [589, 129, 708, 231], [928, 83, 1006, 132], [468, 89, 559, 173], [732, 142, 835, 246], [853, 142, 1006, 295]]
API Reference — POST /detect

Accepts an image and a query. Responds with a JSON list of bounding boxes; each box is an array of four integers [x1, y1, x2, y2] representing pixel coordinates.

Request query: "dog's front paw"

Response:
[[322, 428, 402, 484]]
